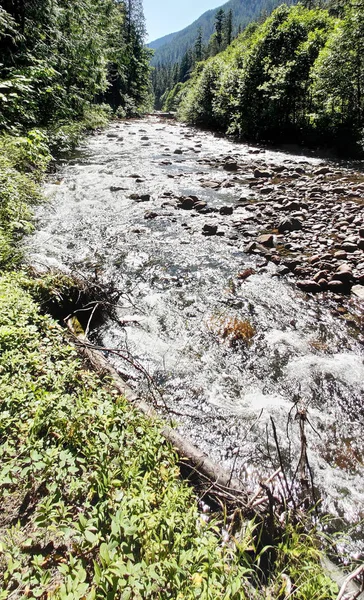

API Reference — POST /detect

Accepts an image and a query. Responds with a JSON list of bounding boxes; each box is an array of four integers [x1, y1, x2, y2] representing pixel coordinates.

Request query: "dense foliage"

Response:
[[170, 1, 364, 155], [0, 0, 151, 132], [150, 0, 295, 108]]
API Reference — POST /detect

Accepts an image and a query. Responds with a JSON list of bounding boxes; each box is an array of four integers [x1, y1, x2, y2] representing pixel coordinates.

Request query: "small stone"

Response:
[[309, 255, 321, 265], [313, 270, 329, 282], [278, 217, 303, 233], [179, 197, 196, 210], [276, 265, 290, 276], [359, 228, 364, 238], [259, 186, 274, 195], [334, 250, 347, 260], [254, 168, 272, 178], [220, 206, 233, 215], [327, 280, 348, 293], [358, 239, 364, 250], [341, 242, 357, 253], [174, 148, 183, 154], [201, 180, 221, 189], [285, 201, 301, 211], [237, 268, 256, 280], [283, 259, 301, 271], [352, 284, 364, 300], [314, 167, 331, 175], [245, 242, 257, 254], [256, 234, 274, 247], [224, 161, 238, 172], [202, 224, 218, 236], [297, 280, 322, 293], [318, 278, 328, 289], [144, 211, 158, 220], [334, 263, 353, 279], [194, 201, 208, 211], [135, 194, 151, 202]]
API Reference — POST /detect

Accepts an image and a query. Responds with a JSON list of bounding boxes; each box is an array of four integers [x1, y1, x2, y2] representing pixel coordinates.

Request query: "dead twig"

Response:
[[336, 564, 364, 600]]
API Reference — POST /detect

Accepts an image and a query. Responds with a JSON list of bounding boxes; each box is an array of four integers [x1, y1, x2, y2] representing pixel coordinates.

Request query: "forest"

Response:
[[0, 0, 151, 133], [156, 0, 364, 156]]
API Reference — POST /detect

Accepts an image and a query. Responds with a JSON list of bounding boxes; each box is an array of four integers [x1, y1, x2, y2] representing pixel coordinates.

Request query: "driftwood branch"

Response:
[[65, 317, 248, 498], [337, 564, 364, 600]]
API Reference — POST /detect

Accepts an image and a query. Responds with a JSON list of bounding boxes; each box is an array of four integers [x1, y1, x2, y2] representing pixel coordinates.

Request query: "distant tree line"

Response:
[[151, 7, 243, 109], [0, 0, 152, 132], [161, 0, 364, 156]]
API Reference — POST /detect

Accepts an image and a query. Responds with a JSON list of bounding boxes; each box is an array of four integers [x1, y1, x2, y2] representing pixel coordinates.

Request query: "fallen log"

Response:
[[66, 316, 248, 500]]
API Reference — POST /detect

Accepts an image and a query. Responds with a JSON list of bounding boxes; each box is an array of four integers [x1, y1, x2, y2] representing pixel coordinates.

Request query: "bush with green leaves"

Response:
[[0, 273, 255, 599]]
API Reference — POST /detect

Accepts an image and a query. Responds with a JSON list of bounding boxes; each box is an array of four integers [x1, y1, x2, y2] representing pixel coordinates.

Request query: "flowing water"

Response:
[[25, 116, 364, 556]]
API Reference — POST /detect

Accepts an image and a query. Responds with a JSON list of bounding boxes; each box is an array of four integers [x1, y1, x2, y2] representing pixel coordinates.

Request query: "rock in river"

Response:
[[297, 280, 322, 293], [202, 224, 218, 236], [278, 216, 303, 233]]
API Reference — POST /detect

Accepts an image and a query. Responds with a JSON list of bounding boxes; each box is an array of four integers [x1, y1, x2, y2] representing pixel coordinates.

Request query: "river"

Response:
[[25, 116, 364, 557]]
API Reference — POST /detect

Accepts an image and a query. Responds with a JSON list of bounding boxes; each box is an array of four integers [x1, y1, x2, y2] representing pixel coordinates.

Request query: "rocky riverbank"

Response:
[[149, 127, 364, 338]]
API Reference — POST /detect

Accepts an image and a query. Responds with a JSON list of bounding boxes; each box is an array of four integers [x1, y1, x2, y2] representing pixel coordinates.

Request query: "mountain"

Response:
[[148, 0, 295, 66]]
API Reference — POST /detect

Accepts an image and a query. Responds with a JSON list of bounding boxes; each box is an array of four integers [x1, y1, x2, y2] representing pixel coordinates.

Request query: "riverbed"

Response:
[[25, 116, 364, 556]]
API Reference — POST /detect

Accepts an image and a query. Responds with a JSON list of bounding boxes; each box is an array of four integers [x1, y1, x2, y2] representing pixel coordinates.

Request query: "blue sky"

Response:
[[143, 0, 225, 42]]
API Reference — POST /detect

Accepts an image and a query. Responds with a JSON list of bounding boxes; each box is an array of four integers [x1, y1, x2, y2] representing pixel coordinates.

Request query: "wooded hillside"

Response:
[[166, 0, 364, 156], [149, 0, 295, 67]]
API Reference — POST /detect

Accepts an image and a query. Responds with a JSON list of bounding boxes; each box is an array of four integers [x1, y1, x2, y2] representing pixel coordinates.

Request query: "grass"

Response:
[[0, 273, 339, 598], [0, 274, 251, 598]]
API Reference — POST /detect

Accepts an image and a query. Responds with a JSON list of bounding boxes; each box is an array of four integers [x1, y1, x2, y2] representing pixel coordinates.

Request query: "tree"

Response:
[[194, 27, 203, 63], [215, 9, 225, 49], [223, 9, 233, 47], [311, 0, 364, 147], [0, 0, 152, 130]]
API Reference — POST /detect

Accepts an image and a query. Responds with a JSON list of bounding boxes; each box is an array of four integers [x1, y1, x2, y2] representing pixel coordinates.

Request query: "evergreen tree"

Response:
[[194, 27, 203, 62], [223, 10, 233, 47], [214, 9, 225, 49]]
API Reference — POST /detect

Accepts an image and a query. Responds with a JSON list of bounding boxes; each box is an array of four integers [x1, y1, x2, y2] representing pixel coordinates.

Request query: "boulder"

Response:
[[297, 280, 322, 293], [202, 224, 218, 236], [220, 206, 233, 216], [256, 234, 274, 247], [352, 284, 364, 300], [224, 161, 238, 172], [278, 217, 303, 233], [254, 168, 272, 178]]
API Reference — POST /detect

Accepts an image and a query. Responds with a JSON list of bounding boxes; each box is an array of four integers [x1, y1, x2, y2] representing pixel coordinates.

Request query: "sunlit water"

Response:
[[25, 117, 364, 555]]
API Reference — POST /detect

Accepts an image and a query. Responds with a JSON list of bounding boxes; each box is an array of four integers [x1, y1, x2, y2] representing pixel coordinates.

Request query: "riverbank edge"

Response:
[[0, 120, 346, 597]]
